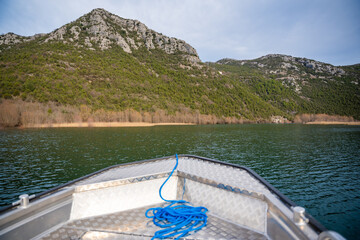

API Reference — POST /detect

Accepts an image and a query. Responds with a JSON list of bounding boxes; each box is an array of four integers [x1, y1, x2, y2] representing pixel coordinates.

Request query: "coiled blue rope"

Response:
[[145, 154, 208, 239]]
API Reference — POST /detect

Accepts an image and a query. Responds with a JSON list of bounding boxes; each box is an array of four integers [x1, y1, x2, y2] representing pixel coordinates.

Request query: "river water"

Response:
[[0, 124, 359, 239]]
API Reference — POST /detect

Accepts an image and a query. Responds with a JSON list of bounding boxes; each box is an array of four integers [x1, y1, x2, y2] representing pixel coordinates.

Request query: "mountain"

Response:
[[0, 8, 359, 127], [212, 55, 360, 120], [0, 8, 199, 61]]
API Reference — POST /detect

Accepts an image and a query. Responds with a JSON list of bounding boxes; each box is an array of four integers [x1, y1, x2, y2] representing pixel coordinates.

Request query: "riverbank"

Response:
[[305, 121, 360, 125], [0, 99, 244, 128], [19, 120, 360, 128], [22, 122, 195, 128], [1, 99, 359, 128]]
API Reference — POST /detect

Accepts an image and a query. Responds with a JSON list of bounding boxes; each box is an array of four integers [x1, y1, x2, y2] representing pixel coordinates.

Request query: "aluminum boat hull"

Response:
[[0, 155, 344, 239]]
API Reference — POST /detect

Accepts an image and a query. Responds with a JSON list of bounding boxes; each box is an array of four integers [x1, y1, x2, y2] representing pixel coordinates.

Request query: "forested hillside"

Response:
[[0, 9, 359, 127]]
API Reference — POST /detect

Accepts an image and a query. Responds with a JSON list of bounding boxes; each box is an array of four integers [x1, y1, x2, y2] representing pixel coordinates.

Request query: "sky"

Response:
[[0, 0, 359, 66]]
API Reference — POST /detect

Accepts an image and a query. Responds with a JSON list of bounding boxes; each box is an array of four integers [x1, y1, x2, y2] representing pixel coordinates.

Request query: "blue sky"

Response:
[[0, 0, 359, 65]]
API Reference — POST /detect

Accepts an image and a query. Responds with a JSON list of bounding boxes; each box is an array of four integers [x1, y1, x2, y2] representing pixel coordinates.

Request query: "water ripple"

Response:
[[0, 125, 359, 238]]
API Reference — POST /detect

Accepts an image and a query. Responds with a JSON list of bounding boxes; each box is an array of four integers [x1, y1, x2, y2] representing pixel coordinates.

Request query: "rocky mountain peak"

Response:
[[0, 32, 45, 46], [216, 54, 349, 95], [0, 8, 200, 62], [217, 54, 345, 76]]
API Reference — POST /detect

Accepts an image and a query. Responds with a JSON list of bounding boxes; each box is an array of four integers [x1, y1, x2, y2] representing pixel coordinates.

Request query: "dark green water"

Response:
[[0, 124, 359, 239]]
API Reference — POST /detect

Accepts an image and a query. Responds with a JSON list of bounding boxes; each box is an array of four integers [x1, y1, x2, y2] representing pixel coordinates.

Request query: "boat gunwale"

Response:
[[0, 154, 327, 233]]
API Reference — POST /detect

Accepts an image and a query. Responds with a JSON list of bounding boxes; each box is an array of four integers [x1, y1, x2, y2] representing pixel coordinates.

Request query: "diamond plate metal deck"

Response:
[[182, 178, 268, 233], [75, 157, 272, 196], [40, 204, 268, 240], [65, 156, 285, 236]]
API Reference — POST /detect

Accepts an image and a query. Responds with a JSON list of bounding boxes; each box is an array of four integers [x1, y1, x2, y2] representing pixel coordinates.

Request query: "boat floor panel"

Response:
[[40, 204, 268, 240]]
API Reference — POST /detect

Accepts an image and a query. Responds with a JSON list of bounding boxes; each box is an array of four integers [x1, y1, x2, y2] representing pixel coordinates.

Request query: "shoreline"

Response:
[[22, 122, 196, 128], [17, 121, 360, 129], [305, 121, 360, 125], [1, 121, 359, 129]]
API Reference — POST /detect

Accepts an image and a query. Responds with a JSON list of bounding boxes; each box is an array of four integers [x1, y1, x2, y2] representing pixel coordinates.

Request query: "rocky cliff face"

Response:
[[216, 54, 355, 94], [218, 54, 345, 76], [0, 8, 200, 62], [258, 54, 345, 75], [0, 32, 45, 45]]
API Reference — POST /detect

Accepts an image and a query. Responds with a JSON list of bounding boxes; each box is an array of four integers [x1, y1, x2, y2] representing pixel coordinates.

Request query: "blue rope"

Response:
[[145, 154, 208, 239]]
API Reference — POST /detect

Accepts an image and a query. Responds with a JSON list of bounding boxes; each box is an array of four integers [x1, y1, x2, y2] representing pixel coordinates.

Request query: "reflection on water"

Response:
[[0, 124, 359, 238]]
